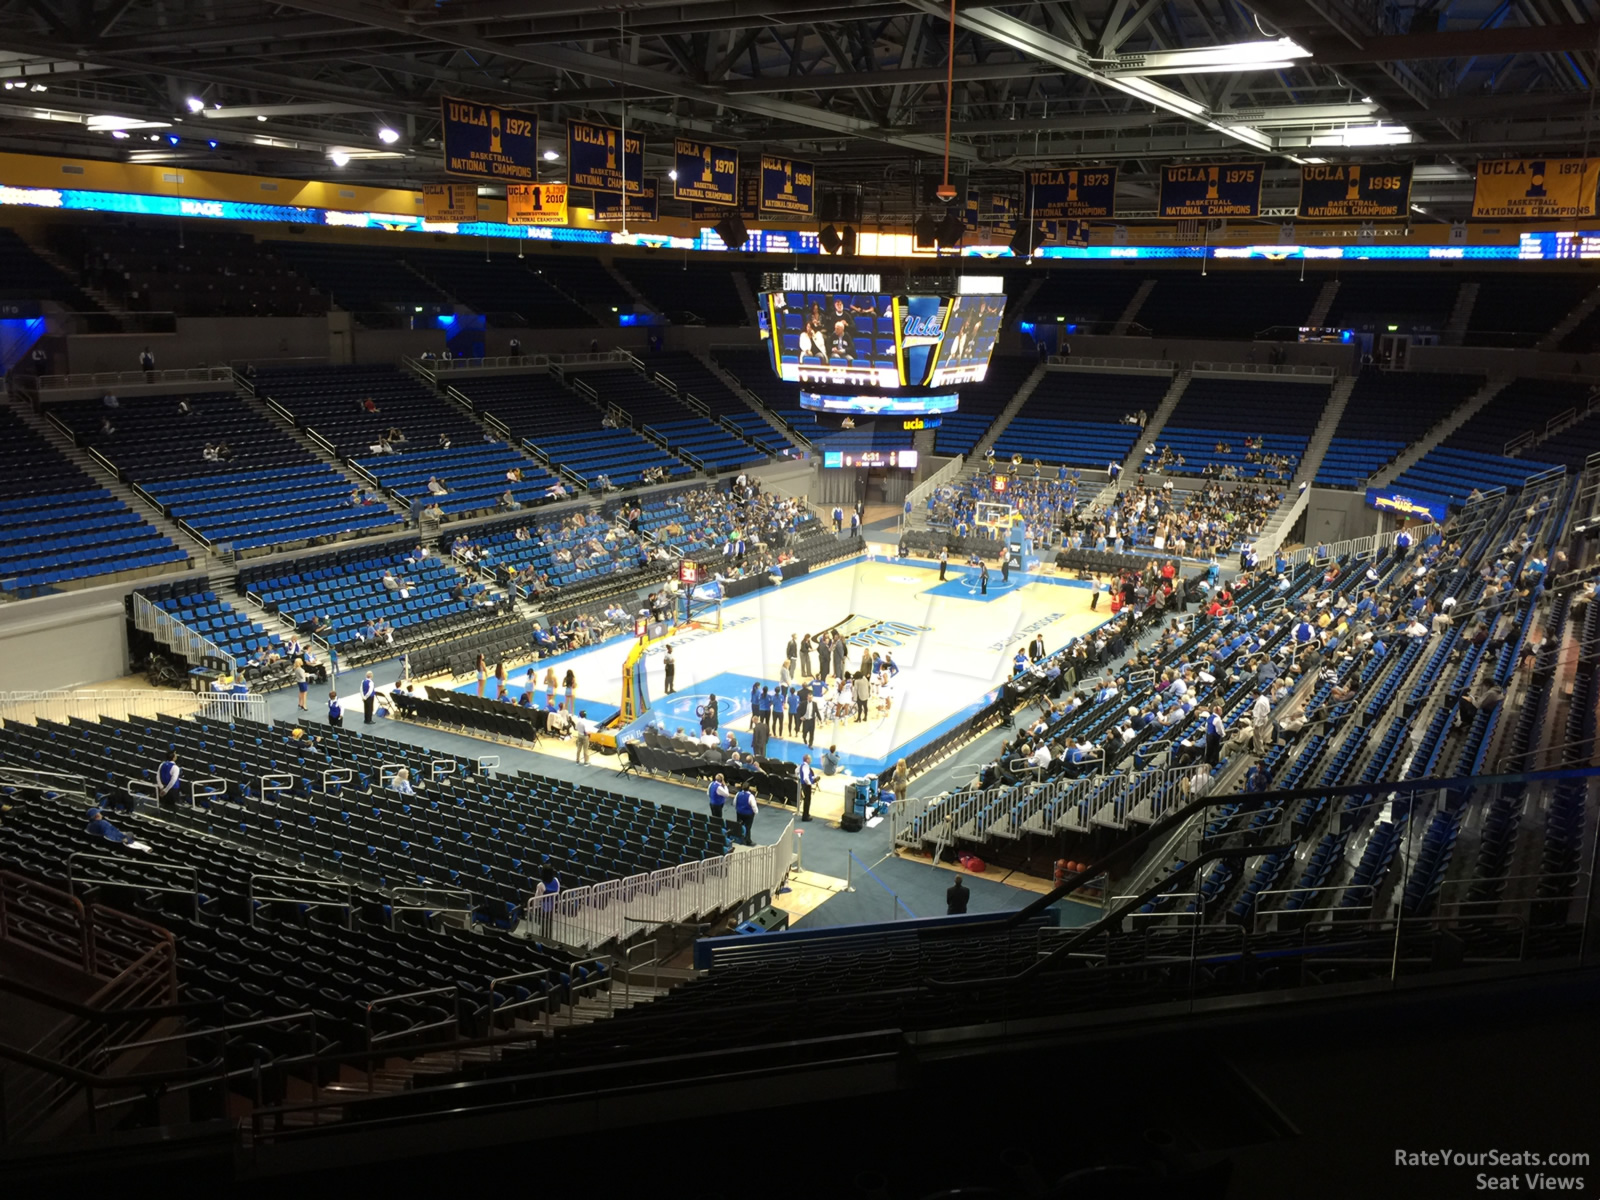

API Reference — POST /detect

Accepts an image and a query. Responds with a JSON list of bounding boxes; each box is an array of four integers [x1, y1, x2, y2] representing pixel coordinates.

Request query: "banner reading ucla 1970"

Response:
[[1472, 157, 1600, 220]]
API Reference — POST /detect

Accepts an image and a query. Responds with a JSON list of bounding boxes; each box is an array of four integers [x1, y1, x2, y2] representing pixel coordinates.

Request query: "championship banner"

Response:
[[440, 97, 538, 182], [1060, 219, 1090, 248], [505, 183, 567, 226], [1026, 166, 1116, 220], [592, 177, 658, 223], [991, 193, 1018, 240], [567, 119, 643, 195], [759, 155, 815, 217], [1472, 157, 1600, 220], [673, 139, 738, 206], [422, 183, 479, 221], [1159, 162, 1263, 218], [964, 189, 980, 230], [1298, 163, 1412, 220]]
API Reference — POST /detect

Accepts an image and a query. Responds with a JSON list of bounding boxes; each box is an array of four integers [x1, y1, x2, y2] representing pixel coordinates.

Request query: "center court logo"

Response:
[[844, 619, 930, 649]]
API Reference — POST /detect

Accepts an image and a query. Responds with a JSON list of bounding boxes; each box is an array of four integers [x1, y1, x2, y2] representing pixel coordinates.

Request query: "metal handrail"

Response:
[[567, 955, 615, 1013], [259, 772, 295, 803], [389, 885, 475, 925], [66, 853, 200, 917], [0, 766, 92, 796], [320, 767, 354, 794], [247, 874, 352, 928], [486, 968, 555, 1024], [188, 776, 227, 809]]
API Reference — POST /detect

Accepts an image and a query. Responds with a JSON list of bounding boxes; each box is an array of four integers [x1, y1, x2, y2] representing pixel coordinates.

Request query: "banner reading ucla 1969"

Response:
[[674, 139, 738, 207], [567, 119, 643, 195], [759, 155, 815, 217], [1472, 157, 1600, 220], [1026, 166, 1116, 220], [1159, 162, 1263, 218], [1298, 163, 1412, 220], [440, 97, 538, 182]]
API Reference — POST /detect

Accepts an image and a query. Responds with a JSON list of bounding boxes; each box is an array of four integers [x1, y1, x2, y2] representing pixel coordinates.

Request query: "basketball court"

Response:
[[443, 552, 1108, 777]]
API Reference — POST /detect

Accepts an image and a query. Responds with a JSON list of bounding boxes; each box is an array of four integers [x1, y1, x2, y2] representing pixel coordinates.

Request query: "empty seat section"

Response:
[[1134, 272, 1321, 339], [403, 249, 593, 328], [0, 408, 186, 593], [933, 356, 1037, 456], [1316, 371, 1485, 487], [582, 369, 766, 470], [615, 259, 749, 326], [992, 370, 1166, 468], [55, 391, 402, 551]]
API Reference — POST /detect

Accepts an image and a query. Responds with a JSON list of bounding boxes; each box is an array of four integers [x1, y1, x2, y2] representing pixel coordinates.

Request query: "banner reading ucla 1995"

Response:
[[440, 97, 538, 182], [1298, 162, 1412, 220], [759, 155, 815, 217], [567, 119, 643, 195], [1026, 166, 1116, 220], [1159, 162, 1263, 218], [1472, 157, 1600, 220], [674, 139, 738, 206]]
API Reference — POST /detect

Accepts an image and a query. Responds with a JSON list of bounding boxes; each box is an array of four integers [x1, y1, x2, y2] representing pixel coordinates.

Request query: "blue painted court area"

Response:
[[918, 567, 1092, 602]]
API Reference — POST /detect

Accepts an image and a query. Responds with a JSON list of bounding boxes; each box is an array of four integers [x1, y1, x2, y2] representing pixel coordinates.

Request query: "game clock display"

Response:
[[822, 450, 919, 469]]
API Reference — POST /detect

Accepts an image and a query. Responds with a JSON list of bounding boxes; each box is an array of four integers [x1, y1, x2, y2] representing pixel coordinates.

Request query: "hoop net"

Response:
[[975, 500, 1015, 537]]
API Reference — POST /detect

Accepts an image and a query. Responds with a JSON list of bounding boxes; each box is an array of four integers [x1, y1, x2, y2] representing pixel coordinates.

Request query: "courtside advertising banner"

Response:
[[1159, 162, 1264, 218], [440, 97, 538, 182], [1472, 157, 1600, 220]]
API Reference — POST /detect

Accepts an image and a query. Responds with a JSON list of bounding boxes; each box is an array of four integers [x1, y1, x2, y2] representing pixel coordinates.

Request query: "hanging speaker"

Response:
[[1009, 222, 1038, 257], [840, 192, 863, 225], [935, 211, 965, 248], [818, 224, 842, 255], [839, 226, 857, 256], [819, 193, 840, 223], [913, 214, 938, 249], [714, 213, 748, 249]]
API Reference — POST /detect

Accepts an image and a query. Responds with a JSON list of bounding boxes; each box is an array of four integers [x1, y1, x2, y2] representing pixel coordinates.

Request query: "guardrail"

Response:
[[0, 689, 266, 727], [131, 591, 234, 670], [1046, 356, 1175, 372], [36, 365, 234, 392], [540, 818, 795, 951], [1190, 361, 1337, 378]]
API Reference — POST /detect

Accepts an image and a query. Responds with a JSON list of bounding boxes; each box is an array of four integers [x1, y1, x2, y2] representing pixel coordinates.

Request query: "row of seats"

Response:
[[993, 370, 1169, 468], [0, 407, 186, 593]]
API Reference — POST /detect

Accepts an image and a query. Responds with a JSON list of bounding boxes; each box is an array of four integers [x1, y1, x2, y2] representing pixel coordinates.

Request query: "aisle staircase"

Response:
[[1538, 282, 1600, 351], [1112, 280, 1157, 334], [959, 362, 1048, 470], [731, 271, 760, 326], [1087, 367, 1191, 508], [1443, 281, 1480, 346], [1305, 279, 1340, 329], [696, 352, 812, 452]]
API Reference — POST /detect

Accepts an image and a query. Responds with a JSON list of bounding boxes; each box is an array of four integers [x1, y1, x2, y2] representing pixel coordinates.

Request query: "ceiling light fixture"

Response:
[[668, 169, 678, 180], [111, 130, 129, 139], [377, 127, 400, 144], [257, 114, 267, 122], [1108, 37, 1311, 77], [543, 149, 559, 161], [329, 150, 351, 167], [185, 96, 205, 113]]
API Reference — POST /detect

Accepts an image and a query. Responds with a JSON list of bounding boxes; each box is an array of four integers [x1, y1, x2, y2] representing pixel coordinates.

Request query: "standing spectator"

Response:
[[360, 671, 377, 724], [1252, 689, 1272, 753], [531, 866, 560, 939], [946, 873, 970, 914], [138, 346, 155, 374], [707, 773, 731, 831], [734, 784, 758, 845], [798, 754, 816, 821], [293, 659, 308, 710], [662, 644, 676, 694], [156, 752, 181, 810], [327, 690, 344, 727], [574, 710, 595, 762], [563, 668, 577, 707]]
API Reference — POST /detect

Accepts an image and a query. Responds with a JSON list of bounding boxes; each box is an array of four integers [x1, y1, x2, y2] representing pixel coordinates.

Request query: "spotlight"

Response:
[[112, 130, 129, 140], [329, 150, 351, 167], [256, 114, 267, 122], [668, 169, 678, 181], [377, 127, 399, 144], [935, 181, 958, 203], [185, 96, 205, 113], [543, 149, 559, 161]]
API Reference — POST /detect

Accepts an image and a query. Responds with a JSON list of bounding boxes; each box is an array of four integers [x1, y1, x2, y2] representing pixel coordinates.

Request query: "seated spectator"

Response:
[[426, 476, 448, 495]]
